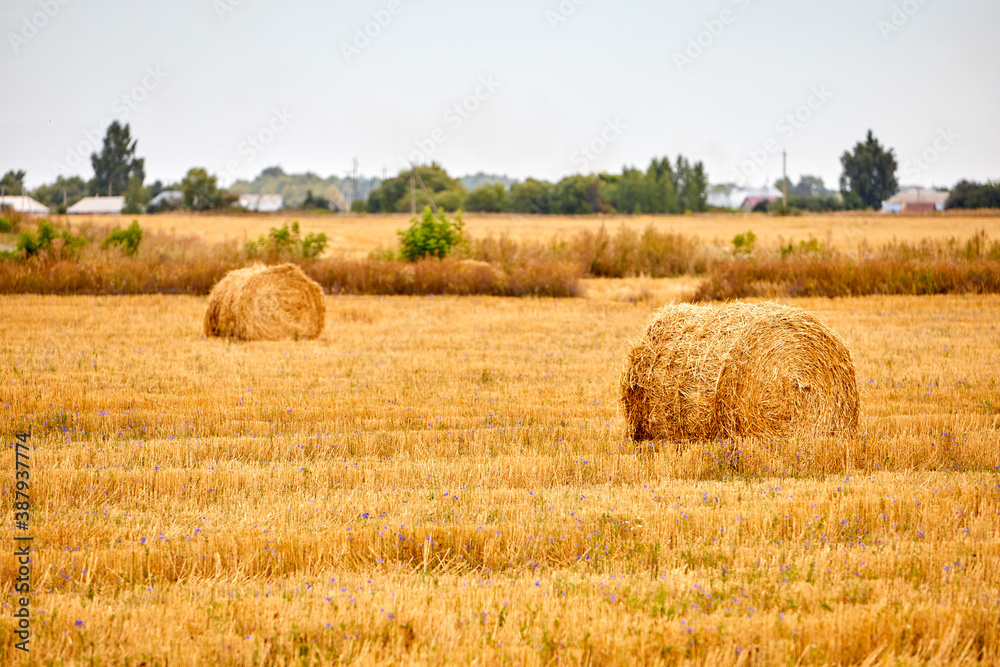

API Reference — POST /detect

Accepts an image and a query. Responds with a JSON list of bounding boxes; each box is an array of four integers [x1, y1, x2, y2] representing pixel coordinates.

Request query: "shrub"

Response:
[[103, 220, 143, 256], [0, 217, 12, 233], [732, 230, 757, 255], [17, 220, 86, 259], [397, 206, 465, 261], [244, 221, 328, 261], [301, 232, 329, 259], [780, 237, 823, 258]]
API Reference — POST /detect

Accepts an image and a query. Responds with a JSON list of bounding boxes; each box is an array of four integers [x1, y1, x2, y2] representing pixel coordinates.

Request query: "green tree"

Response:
[[946, 180, 1000, 210], [32, 176, 88, 212], [366, 164, 466, 213], [181, 168, 225, 211], [612, 168, 646, 214], [300, 189, 330, 210], [551, 175, 597, 214], [1, 170, 26, 195], [91, 121, 145, 197], [840, 130, 898, 209], [510, 178, 554, 214], [645, 157, 680, 213], [123, 176, 150, 214], [463, 183, 510, 212]]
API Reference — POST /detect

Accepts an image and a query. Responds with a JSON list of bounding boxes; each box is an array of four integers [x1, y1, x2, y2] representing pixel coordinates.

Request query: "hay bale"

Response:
[[620, 301, 859, 441], [204, 263, 325, 341]]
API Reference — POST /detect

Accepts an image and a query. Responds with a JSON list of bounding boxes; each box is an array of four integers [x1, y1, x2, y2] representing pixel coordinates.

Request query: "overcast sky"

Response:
[[2, 0, 998, 190]]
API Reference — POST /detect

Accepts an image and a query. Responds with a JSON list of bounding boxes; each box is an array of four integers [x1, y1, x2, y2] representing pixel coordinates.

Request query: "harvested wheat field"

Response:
[[1, 292, 999, 664], [621, 302, 860, 442], [68, 211, 1000, 257], [204, 263, 326, 341]]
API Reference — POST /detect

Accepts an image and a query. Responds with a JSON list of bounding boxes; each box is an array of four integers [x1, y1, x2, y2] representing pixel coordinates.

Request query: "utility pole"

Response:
[[782, 149, 788, 209]]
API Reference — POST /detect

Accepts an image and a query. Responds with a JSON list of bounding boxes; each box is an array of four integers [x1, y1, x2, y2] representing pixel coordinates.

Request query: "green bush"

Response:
[[301, 232, 329, 259], [397, 206, 465, 262], [0, 217, 12, 233], [732, 230, 757, 255], [17, 220, 86, 259], [244, 221, 329, 260], [103, 220, 143, 256], [780, 237, 823, 258]]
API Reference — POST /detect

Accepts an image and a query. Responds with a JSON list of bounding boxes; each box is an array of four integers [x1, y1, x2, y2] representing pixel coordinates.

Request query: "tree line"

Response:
[[364, 157, 710, 215], [2, 123, 998, 215]]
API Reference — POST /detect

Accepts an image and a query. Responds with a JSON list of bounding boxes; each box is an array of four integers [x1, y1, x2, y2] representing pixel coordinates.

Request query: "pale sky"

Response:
[[2, 0, 998, 191]]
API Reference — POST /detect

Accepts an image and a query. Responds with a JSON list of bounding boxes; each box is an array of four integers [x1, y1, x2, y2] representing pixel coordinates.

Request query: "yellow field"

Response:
[[1, 289, 998, 664], [65, 211, 1000, 257]]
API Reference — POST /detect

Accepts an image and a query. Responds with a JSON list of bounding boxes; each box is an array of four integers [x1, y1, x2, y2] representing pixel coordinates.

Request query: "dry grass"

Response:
[[204, 263, 326, 341], [620, 302, 859, 442], [67, 211, 1000, 257], [0, 293, 999, 664]]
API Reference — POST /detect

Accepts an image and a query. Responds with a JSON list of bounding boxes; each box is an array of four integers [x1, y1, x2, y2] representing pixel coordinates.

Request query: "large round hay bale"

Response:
[[204, 263, 325, 341], [620, 301, 859, 441]]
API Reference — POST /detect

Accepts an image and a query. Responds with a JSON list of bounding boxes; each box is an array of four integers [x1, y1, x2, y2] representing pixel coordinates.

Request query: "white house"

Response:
[[238, 194, 284, 212], [0, 195, 49, 214], [67, 196, 125, 215], [881, 187, 949, 213]]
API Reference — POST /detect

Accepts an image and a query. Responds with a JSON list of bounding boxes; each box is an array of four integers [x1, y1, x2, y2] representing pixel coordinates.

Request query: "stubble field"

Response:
[[73, 211, 1000, 257], [1, 285, 999, 664]]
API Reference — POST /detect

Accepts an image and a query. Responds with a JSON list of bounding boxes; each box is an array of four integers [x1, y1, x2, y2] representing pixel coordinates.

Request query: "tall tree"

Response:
[[612, 168, 646, 213], [91, 121, 145, 197], [681, 161, 708, 212], [839, 130, 898, 209], [181, 168, 223, 211], [1, 169, 27, 195]]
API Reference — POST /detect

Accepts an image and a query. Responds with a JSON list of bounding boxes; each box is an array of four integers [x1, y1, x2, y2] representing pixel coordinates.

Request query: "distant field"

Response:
[[1, 292, 998, 663], [65, 211, 1000, 257]]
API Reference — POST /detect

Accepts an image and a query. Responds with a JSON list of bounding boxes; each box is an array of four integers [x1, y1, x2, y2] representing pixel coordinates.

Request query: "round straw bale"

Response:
[[620, 301, 859, 441], [204, 263, 325, 341]]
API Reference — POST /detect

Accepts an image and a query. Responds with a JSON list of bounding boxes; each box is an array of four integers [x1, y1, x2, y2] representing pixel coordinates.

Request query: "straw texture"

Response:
[[204, 263, 325, 341], [620, 301, 859, 441]]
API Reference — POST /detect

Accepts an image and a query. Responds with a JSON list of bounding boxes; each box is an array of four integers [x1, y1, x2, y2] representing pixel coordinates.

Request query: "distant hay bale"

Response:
[[620, 301, 859, 441], [204, 263, 325, 341]]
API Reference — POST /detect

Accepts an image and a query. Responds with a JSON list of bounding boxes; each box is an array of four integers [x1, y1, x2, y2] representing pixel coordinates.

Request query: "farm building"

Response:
[[238, 194, 284, 212], [881, 187, 949, 212], [0, 195, 49, 214], [149, 190, 183, 208], [67, 196, 125, 214], [708, 186, 784, 211]]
